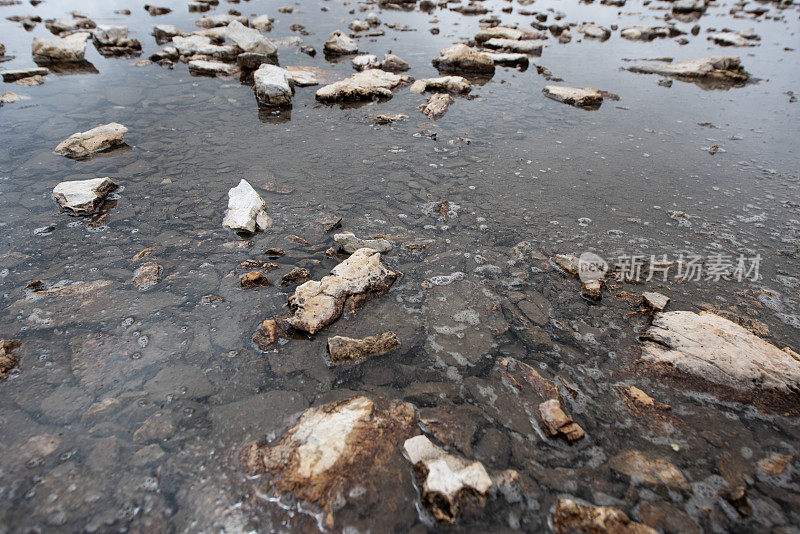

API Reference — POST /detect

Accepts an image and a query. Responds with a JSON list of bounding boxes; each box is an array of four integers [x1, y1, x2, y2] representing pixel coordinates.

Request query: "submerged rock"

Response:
[[483, 38, 542, 54], [54, 122, 128, 158], [32, 32, 91, 61], [626, 56, 748, 81], [133, 261, 162, 290], [640, 311, 800, 413], [333, 232, 392, 253], [1, 91, 26, 105], [188, 59, 238, 76], [315, 69, 412, 102], [577, 24, 611, 40], [253, 64, 293, 106], [1, 67, 49, 82], [226, 20, 277, 58], [222, 179, 271, 234], [327, 331, 399, 363], [553, 498, 658, 534], [420, 93, 454, 118], [410, 75, 471, 94], [433, 44, 495, 74], [53, 177, 118, 214], [0, 339, 21, 379], [609, 450, 690, 490], [323, 30, 358, 55], [543, 85, 603, 107], [285, 248, 399, 334]]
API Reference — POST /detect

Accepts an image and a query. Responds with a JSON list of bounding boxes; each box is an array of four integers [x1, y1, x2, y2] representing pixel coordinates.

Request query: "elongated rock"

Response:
[[188, 59, 238, 76], [1, 67, 49, 82], [543, 86, 603, 107], [93, 25, 142, 56], [55, 122, 128, 158], [483, 38, 542, 54], [32, 32, 91, 61], [625, 56, 748, 80], [196, 13, 247, 28], [316, 69, 412, 102], [410, 76, 471, 94], [433, 44, 495, 74], [553, 498, 658, 534], [620, 25, 669, 40], [420, 93, 454, 118], [253, 64, 293, 106], [475, 26, 524, 43], [577, 24, 611, 40], [53, 177, 118, 214], [172, 35, 239, 60], [327, 332, 400, 363], [222, 179, 271, 234]]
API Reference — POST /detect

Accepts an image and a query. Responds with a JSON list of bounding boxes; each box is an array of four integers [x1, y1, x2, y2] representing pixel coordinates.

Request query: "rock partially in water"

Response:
[[92, 25, 142, 56], [133, 261, 162, 290], [543, 85, 603, 107], [172, 35, 239, 60], [483, 38, 542, 54], [53, 177, 118, 214], [553, 498, 658, 534], [32, 32, 91, 61], [196, 13, 247, 28], [315, 69, 412, 102], [352, 53, 380, 71], [672, 0, 706, 12], [0, 339, 21, 379], [222, 179, 271, 234], [226, 20, 277, 58], [475, 26, 524, 43], [707, 31, 758, 47], [1, 66, 49, 82], [1, 91, 26, 105], [433, 44, 495, 74], [240, 270, 271, 289], [152, 24, 184, 44], [44, 17, 96, 35], [251, 14, 273, 31], [381, 53, 410, 72], [420, 92, 454, 118], [323, 30, 358, 55], [188, 59, 238, 76], [620, 25, 669, 40], [253, 64, 293, 106], [237, 52, 276, 70], [327, 331, 400, 363], [609, 449, 690, 490], [626, 56, 748, 81], [333, 232, 392, 253], [54, 122, 128, 158], [280, 267, 310, 285], [577, 24, 611, 40], [640, 311, 800, 413], [410, 75, 472, 94], [144, 4, 171, 16], [285, 66, 320, 86]]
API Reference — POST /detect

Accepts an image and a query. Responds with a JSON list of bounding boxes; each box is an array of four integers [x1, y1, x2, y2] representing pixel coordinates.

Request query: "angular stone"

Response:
[[32, 32, 91, 61], [195, 14, 247, 28], [45, 17, 96, 35], [92, 25, 142, 56], [609, 449, 690, 490], [222, 179, 271, 234], [708, 31, 757, 47], [757, 453, 793, 476], [626, 56, 748, 81], [323, 30, 358, 55], [620, 25, 669, 40], [280, 267, 310, 285], [432, 44, 495, 74], [352, 54, 380, 71], [55, 122, 128, 157], [577, 24, 611, 40], [410, 75, 471, 94], [131, 444, 166, 466], [543, 85, 603, 107], [226, 20, 277, 57], [380, 53, 409, 72], [133, 261, 162, 290], [553, 498, 658, 534], [475, 26, 524, 43], [316, 69, 412, 102], [237, 52, 275, 70], [420, 92, 454, 118], [285, 66, 320, 86], [0, 91, 25, 105], [53, 177, 118, 214], [327, 331, 400, 363], [171, 35, 239, 60], [152, 24, 184, 44], [0, 339, 21, 379], [253, 64, 293, 106], [1, 66, 49, 82], [642, 291, 669, 310], [240, 270, 271, 289], [188, 59, 238, 76], [251, 14, 273, 31], [333, 232, 392, 253]]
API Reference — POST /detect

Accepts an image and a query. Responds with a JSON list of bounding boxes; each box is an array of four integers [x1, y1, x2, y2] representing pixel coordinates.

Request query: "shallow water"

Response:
[[1, 0, 799, 532]]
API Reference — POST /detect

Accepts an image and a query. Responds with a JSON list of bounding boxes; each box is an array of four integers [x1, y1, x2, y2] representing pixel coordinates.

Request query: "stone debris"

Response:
[[410, 76, 471, 94], [188, 59, 238, 76], [553, 498, 658, 534], [620, 25, 669, 41], [483, 38, 542, 54], [240, 271, 271, 289], [327, 331, 400, 363], [53, 177, 118, 214], [609, 449, 690, 490], [171, 35, 239, 60], [372, 113, 407, 124], [577, 24, 611, 40], [285, 248, 399, 334], [626, 56, 749, 81], [32, 32, 91, 62], [54, 122, 128, 158], [316, 69, 412, 102], [133, 261, 162, 290], [92, 25, 142, 56], [226, 20, 277, 58], [543, 85, 603, 107], [222, 179, 271, 234], [152, 24, 184, 44], [0, 339, 21, 379], [1, 67, 49, 82], [642, 291, 670, 310], [640, 311, 800, 413], [432, 44, 495, 74], [420, 93, 454, 118], [333, 232, 392, 253], [708, 31, 758, 47], [253, 64, 293, 106], [323, 30, 358, 55], [196, 14, 247, 28], [44, 17, 96, 35]]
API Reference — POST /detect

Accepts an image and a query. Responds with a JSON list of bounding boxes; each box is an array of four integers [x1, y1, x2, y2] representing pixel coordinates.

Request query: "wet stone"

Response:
[[133, 261, 162, 290], [316, 69, 412, 102], [145, 364, 214, 401], [0, 339, 21, 379], [279, 267, 310, 285], [333, 232, 392, 253], [553, 498, 658, 534], [609, 449, 690, 490], [432, 44, 495, 74], [327, 331, 400, 363], [55, 122, 127, 158], [420, 93, 455, 118], [32, 32, 91, 61], [543, 86, 603, 107], [53, 177, 118, 214], [240, 270, 271, 289], [323, 30, 358, 55]]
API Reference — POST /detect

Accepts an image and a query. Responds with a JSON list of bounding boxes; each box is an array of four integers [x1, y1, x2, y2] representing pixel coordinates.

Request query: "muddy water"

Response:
[[1, 0, 799, 531]]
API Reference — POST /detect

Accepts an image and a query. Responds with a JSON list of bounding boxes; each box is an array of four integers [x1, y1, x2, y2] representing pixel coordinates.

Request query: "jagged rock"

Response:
[[144, 4, 171, 15], [226, 20, 277, 58], [642, 291, 669, 310], [352, 53, 380, 70], [32, 32, 91, 61], [152, 24, 184, 44], [171, 35, 239, 60], [53, 177, 118, 214], [133, 261, 162, 290], [188, 59, 238, 76], [620, 25, 669, 40], [323, 30, 358, 55], [553, 498, 658, 534], [195, 13, 247, 28], [54, 122, 128, 158], [420, 93, 454, 118], [609, 450, 690, 490], [333, 232, 392, 253], [543, 85, 603, 107], [242, 396, 417, 525], [280, 267, 310, 285], [316, 69, 412, 102], [285, 248, 399, 334], [410, 75, 471, 94], [626, 56, 748, 81], [0, 339, 21, 379], [240, 271, 271, 289], [708, 31, 757, 47], [150, 46, 179, 63], [577, 25, 611, 40], [327, 332, 400, 363], [640, 311, 800, 413], [1, 67, 49, 82], [92, 26, 142, 56], [222, 179, 271, 234], [251, 14, 273, 31], [253, 64, 293, 106], [483, 38, 542, 54], [44, 17, 96, 35], [433, 44, 495, 74], [475, 26, 524, 43], [380, 53, 409, 72]]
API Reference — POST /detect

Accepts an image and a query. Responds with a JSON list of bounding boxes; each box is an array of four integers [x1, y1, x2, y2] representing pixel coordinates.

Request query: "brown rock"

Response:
[[0, 339, 21, 379], [609, 449, 690, 490], [280, 267, 310, 285], [253, 318, 287, 350], [133, 261, 162, 290], [553, 498, 658, 534], [757, 452, 793, 476], [327, 331, 400, 363], [638, 500, 700, 534], [240, 271, 271, 289]]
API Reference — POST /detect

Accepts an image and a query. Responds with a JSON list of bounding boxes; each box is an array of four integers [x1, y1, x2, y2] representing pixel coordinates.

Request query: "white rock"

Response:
[[195, 14, 247, 28], [152, 24, 184, 43], [32, 32, 91, 61], [475, 26, 524, 43], [253, 64, 293, 106], [626, 56, 748, 80], [1, 67, 50, 82], [315, 69, 412, 102], [577, 24, 611, 40], [1, 91, 27, 104], [251, 15, 272, 31], [222, 179, 271, 234], [334, 232, 393, 253], [188, 59, 238, 76], [620, 25, 669, 40], [432, 43, 495, 74], [543, 85, 603, 106], [483, 38, 542, 54], [642, 291, 670, 310], [285, 67, 319, 86], [708, 31, 756, 47], [226, 20, 277, 57], [172, 35, 239, 60], [349, 19, 370, 32], [323, 30, 358, 55], [53, 178, 118, 213], [352, 54, 380, 71], [410, 76, 471, 94], [54, 122, 128, 158], [673, 0, 706, 12], [420, 93, 454, 118]]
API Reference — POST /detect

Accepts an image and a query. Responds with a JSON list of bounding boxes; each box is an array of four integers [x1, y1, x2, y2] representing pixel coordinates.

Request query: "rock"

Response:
[[323, 30, 358, 55], [673, 0, 705, 12], [172, 35, 239, 60], [188, 59, 238, 76], [226, 20, 277, 58], [553, 498, 658, 534], [32, 32, 91, 61], [327, 332, 400, 363], [352, 53, 380, 71], [640, 311, 800, 413], [617, 385, 671, 411], [475, 26, 524, 43], [581, 279, 603, 300], [349, 19, 370, 32], [620, 25, 669, 40], [280, 267, 310, 285], [240, 270, 271, 288], [195, 14, 247, 28], [381, 53, 409, 72], [484, 52, 529, 67], [483, 38, 542, 54], [131, 444, 166, 466], [241, 396, 417, 523], [577, 24, 611, 40], [44, 17, 96, 35], [145, 364, 214, 400], [433, 44, 495, 74], [285, 66, 319, 86], [0, 91, 26, 105], [333, 232, 392, 253], [92, 25, 142, 56], [420, 93, 454, 118], [315, 69, 412, 102], [285, 248, 399, 334], [642, 291, 669, 310], [372, 113, 408, 124], [144, 4, 171, 15], [757, 453, 793, 476], [53, 177, 118, 214], [609, 450, 690, 490], [410, 76, 471, 94], [403, 435, 498, 524], [251, 14, 273, 31], [253, 318, 285, 349], [0, 339, 21, 379], [366, 12, 381, 26], [1, 67, 50, 82], [543, 86, 603, 107], [253, 64, 293, 106], [54, 122, 128, 158], [708, 31, 757, 47], [133, 261, 162, 290], [236, 52, 274, 70], [625, 56, 748, 81], [193, 27, 228, 43], [152, 24, 184, 44], [133, 410, 178, 443], [222, 179, 271, 234]]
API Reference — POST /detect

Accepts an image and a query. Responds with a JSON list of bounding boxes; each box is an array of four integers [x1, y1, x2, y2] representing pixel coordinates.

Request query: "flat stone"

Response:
[[222, 179, 271, 234], [237, 52, 275, 70], [577, 24, 611, 40], [352, 54, 380, 71], [210, 391, 307, 441], [285, 66, 320, 86], [55, 122, 128, 158], [195, 13, 247, 28], [40, 385, 92, 424], [253, 64, 293, 106], [410, 75, 471, 94], [171, 35, 238, 60], [642, 291, 669, 310], [620, 25, 669, 40], [483, 38, 542, 54], [1, 66, 49, 82], [316, 69, 412, 102], [152, 24, 184, 44], [188, 59, 238, 76], [53, 177, 118, 214], [380, 53, 409, 72], [32, 32, 91, 61], [553, 498, 658, 534], [327, 331, 400, 363], [475, 26, 524, 43], [626, 56, 748, 81], [543, 85, 603, 107], [708, 31, 757, 47], [432, 43, 495, 74], [323, 30, 358, 55], [226, 20, 277, 57], [92, 25, 142, 56], [45, 17, 96, 35], [609, 449, 690, 490], [240, 270, 271, 288]]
